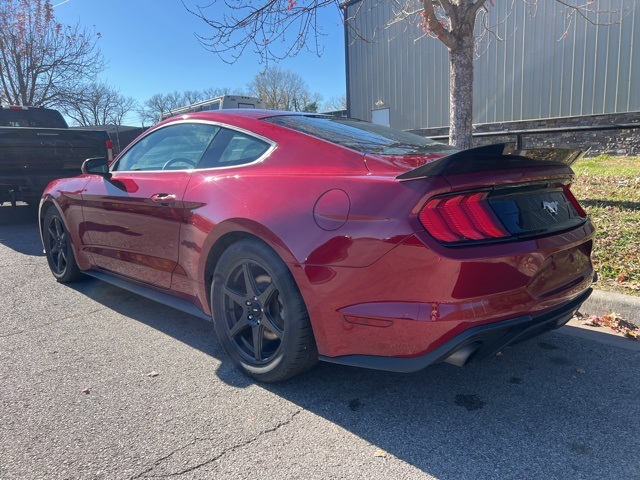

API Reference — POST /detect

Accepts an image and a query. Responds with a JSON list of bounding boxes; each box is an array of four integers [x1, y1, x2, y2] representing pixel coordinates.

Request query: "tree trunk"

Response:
[[448, 42, 475, 149]]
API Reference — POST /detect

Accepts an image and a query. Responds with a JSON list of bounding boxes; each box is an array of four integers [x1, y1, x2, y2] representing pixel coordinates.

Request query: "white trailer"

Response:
[[160, 95, 266, 121]]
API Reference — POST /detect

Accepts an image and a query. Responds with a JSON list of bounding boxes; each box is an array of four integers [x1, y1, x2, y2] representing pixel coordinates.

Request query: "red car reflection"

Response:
[[39, 110, 595, 382]]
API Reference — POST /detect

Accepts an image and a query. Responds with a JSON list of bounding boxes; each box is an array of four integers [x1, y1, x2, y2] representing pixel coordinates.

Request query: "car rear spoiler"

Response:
[[396, 143, 588, 180]]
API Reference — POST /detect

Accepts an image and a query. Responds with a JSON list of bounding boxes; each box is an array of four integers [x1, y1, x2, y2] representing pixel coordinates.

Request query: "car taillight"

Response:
[[105, 139, 114, 163], [563, 185, 587, 218], [419, 192, 510, 243]]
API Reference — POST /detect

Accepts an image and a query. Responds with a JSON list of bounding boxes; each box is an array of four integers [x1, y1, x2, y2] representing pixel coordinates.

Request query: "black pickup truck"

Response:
[[0, 106, 113, 206]]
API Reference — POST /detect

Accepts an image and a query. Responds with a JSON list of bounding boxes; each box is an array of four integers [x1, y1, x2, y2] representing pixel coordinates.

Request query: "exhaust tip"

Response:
[[443, 343, 481, 367]]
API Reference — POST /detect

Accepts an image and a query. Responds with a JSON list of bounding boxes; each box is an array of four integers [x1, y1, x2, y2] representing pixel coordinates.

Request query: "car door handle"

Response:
[[151, 193, 177, 205]]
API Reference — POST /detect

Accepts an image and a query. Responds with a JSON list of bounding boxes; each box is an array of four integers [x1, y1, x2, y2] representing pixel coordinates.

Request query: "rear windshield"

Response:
[[262, 115, 457, 155], [0, 108, 68, 128]]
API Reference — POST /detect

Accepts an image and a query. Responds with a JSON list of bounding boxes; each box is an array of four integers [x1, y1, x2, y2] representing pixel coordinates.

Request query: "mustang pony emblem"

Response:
[[542, 200, 560, 215]]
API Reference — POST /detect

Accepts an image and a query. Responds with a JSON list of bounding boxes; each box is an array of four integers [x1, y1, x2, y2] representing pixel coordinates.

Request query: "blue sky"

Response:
[[53, 0, 346, 125]]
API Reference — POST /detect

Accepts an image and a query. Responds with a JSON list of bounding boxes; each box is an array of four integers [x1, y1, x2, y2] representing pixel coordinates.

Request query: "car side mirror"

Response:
[[82, 157, 112, 179]]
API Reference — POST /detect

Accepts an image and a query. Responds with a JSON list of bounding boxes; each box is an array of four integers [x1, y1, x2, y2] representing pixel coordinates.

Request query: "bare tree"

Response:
[[0, 0, 105, 107], [109, 94, 139, 126], [185, 0, 630, 149], [61, 82, 138, 126], [323, 95, 347, 112], [137, 87, 243, 125], [185, 0, 340, 64], [137, 91, 185, 126], [183, 89, 207, 105], [202, 86, 245, 98], [248, 66, 321, 111]]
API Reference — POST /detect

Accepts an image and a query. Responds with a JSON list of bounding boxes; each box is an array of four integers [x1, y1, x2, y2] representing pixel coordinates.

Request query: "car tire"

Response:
[[211, 239, 318, 382], [43, 208, 85, 283]]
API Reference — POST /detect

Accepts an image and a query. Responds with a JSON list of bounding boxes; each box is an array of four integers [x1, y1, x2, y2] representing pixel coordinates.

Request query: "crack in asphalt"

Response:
[[131, 409, 302, 478]]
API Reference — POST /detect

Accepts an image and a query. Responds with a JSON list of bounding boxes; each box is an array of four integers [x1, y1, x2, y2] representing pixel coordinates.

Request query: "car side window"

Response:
[[196, 127, 270, 169], [114, 123, 220, 172]]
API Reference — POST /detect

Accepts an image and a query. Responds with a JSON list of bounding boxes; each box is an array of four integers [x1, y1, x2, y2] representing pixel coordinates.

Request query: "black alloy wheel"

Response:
[[43, 208, 84, 283], [211, 240, 317, 382]]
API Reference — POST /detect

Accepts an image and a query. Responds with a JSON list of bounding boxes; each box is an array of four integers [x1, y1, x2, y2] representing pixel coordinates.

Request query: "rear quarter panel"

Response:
[[175, 135, 450, 318]]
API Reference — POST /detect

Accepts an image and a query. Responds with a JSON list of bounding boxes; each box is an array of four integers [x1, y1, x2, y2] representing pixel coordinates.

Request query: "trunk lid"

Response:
[[368, 143, 589, 244]]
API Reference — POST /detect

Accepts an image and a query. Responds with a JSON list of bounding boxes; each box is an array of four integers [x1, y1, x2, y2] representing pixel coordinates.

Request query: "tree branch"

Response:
[[422, 0, 455, 48]]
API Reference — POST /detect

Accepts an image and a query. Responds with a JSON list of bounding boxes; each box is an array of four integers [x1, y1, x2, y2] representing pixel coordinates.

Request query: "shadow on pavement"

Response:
[[0, 203, 39, 225], [66, 275, 640, 479], [4, 214, 631, 479], [0, 205, 43, 256], [266, 335, 639, 479], [66, 277, 247, 383]]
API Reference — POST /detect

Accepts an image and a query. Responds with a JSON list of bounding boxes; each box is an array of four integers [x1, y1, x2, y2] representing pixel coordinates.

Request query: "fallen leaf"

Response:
[[582, 315, 601, 327], [374, 448, 388, 458], [582, 313, 638, 339]]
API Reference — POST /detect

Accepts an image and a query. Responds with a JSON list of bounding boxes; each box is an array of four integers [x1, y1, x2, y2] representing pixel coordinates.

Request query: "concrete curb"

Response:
[[556, 288, 640, 351], [560, 318, 640, 352], [579, 289, 640, 327]]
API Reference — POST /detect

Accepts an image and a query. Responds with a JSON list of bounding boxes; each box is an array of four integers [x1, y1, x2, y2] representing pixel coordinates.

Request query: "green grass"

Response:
[[571, 154, 640, 295]]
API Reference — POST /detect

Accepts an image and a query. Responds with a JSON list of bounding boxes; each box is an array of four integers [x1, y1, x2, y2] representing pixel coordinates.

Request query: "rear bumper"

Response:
[[319, 288, 591, 373]]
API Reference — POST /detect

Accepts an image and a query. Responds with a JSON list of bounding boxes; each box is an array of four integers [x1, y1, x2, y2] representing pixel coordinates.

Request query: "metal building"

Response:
[[344, 1, 640, 130]]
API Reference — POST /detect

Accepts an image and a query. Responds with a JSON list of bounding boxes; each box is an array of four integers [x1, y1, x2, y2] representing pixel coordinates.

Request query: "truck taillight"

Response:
[[419, 192, 510, 243], [105, 139, 114, 163]]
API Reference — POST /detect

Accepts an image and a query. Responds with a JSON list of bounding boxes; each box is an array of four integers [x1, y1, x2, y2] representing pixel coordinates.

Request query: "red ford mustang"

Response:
[[39, 110, 595, 382]]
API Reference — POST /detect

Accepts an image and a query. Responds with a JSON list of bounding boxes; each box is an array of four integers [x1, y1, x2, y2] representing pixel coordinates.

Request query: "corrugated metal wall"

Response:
[[346, 0, 640, 130]]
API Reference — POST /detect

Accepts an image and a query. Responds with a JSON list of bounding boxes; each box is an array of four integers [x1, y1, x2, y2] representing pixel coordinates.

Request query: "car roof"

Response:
[[163, 109, 308, 123]]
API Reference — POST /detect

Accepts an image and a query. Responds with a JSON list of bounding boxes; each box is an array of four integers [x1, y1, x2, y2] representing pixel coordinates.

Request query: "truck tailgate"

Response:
[[0, 128, 108, 174]]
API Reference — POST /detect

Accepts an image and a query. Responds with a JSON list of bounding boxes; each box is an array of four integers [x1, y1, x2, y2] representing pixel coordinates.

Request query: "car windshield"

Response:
[[262, 115, 457, 156]]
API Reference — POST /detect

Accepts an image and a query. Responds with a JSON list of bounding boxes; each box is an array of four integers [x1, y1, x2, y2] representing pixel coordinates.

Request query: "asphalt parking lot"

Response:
[[2, 204, 639, 480]]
